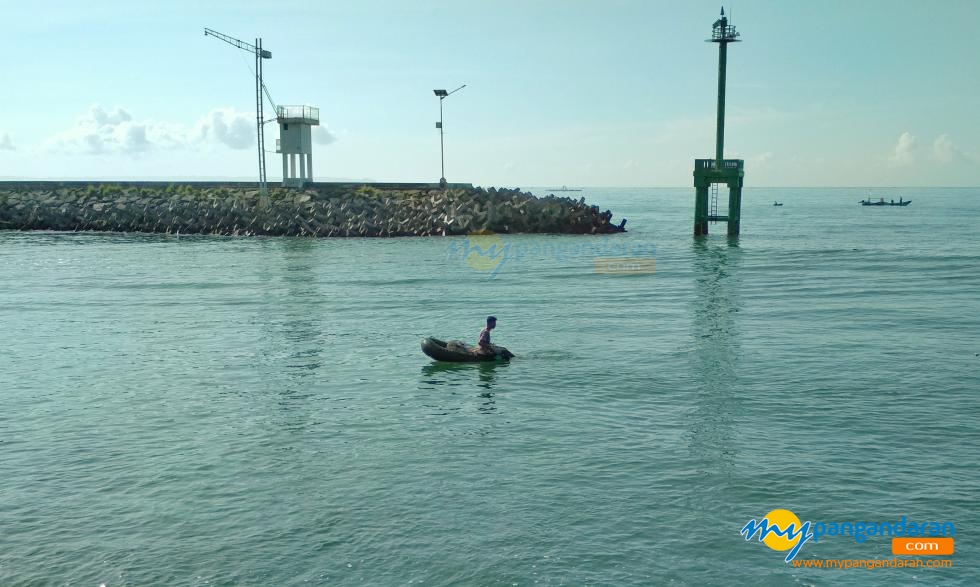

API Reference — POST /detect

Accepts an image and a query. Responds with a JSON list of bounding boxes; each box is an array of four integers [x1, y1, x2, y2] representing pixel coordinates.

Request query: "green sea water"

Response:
[[2, 187, 978, 586]]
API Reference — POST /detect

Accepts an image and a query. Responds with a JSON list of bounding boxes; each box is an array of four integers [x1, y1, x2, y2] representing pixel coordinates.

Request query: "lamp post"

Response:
[[434, 84, 465, 186]]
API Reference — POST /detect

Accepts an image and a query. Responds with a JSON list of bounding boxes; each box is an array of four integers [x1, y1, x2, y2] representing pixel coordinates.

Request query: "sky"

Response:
[[1, 0, 979, 187]]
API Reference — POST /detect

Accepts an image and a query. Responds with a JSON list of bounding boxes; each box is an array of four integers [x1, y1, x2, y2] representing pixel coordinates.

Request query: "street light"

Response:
[[434, 84, 465, 186]]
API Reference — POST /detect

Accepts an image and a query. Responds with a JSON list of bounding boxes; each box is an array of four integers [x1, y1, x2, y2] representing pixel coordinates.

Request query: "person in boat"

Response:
[[477, 316, 497, 356]]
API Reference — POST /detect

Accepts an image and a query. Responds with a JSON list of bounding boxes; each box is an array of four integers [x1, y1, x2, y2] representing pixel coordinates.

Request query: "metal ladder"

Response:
[[709, 183, 719, 221]]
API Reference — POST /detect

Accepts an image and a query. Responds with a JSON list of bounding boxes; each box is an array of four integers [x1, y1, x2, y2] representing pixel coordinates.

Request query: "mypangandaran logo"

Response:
[[741, 509, 813, 562], [740, 510, 955, 563], [461, 230, 507, 274], [444, 231, 656, 280]]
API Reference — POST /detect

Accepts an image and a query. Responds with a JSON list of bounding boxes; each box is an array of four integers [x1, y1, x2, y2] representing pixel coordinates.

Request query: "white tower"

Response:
[[276, 105, 320, 187]]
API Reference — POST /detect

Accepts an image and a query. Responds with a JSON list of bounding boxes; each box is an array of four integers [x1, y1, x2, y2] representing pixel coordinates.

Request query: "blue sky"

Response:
[[1, 0, 978, 186]]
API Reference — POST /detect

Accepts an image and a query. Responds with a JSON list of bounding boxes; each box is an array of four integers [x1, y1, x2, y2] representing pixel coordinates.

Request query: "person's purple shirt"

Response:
[[478, 327, 491, 349]]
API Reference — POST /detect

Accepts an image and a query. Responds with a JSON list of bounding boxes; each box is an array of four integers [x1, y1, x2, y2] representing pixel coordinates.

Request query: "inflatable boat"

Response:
[[421, 337, 514, 362]]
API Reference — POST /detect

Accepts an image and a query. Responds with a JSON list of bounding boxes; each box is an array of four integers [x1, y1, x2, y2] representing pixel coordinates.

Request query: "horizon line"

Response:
[[1, 178, 978, 190]]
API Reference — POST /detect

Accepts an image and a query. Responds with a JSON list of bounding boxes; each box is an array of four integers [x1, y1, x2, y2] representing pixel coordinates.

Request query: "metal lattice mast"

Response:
[[204, 28, 272, 196], [255, 38, 267, 194]]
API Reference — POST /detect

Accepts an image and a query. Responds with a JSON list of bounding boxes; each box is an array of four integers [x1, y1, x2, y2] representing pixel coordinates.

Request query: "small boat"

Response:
[[549, 185, 583, 192], [773, 201, 783, 206], [860, 196, 911, 206], [421, 337, 514, 362]]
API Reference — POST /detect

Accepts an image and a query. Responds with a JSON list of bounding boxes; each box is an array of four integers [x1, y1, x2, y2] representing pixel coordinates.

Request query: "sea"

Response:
[[1, 187, 978, 586]]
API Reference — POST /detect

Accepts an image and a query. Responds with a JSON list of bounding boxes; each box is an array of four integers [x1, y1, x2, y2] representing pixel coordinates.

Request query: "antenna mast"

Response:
[[204, 27, 273, 196]]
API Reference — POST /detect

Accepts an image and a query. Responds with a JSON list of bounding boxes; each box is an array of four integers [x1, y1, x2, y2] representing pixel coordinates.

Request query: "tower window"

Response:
[[284, 123, 289, 130]]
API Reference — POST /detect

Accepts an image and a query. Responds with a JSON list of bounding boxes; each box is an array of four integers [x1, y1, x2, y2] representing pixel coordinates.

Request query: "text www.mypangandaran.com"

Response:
[[791, 558, 952, 569]]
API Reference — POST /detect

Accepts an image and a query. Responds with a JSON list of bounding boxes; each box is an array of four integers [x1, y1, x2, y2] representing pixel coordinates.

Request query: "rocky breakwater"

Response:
[[0, 182, 627, 237]]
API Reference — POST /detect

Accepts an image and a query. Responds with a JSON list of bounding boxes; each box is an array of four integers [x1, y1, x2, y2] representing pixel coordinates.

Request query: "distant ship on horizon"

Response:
[[549, 185, 583, 192]]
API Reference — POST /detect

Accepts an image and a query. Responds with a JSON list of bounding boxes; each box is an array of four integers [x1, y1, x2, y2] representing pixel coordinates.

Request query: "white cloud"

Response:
[[0, 131, 14, 151], [753, 152, 773, 165], [91, 106, 131, 126], [890, 131, 916, 166], [43, 106, 150, 155], [933, 134, 956, 163], [197, 108, 254, 150], [41, 105, 256, 155], [312, 125, 337, 145]]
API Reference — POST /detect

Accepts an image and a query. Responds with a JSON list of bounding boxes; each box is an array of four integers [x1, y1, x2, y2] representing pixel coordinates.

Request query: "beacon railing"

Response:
[[711, 24, 740, 41], [695, 159, 744, 170], [276, 105, 319, 123]]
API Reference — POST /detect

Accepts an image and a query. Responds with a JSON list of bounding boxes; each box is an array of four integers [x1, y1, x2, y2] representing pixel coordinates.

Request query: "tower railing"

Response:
[[694, 158, 744, 170], [711, 24, 740, 41], [276, 105, 320, 123]]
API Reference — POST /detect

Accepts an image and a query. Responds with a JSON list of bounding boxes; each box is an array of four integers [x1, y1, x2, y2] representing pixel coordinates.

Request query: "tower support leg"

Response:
[[694, 183, 709, 235], [282, 155, 288, 187], [307, 154, 313, 183], [299, 154, 307, 186], [727, 179, 742, 236]]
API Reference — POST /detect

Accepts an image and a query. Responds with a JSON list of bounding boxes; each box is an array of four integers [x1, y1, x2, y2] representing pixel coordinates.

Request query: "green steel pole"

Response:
[[715, 41, 727, 168], [441, 99, 446, 182], [727, 180, 741, 236], [695, 184, 709, 236]]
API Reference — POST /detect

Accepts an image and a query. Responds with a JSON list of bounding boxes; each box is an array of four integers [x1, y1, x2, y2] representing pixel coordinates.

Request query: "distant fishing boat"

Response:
[[773, 201, 783, 206], [860, 196, 911, 206], [549, 185, 582, 192]]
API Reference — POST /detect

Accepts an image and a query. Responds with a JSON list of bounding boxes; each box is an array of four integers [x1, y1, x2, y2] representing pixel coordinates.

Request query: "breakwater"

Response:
[[0, 182, 626, 237]]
